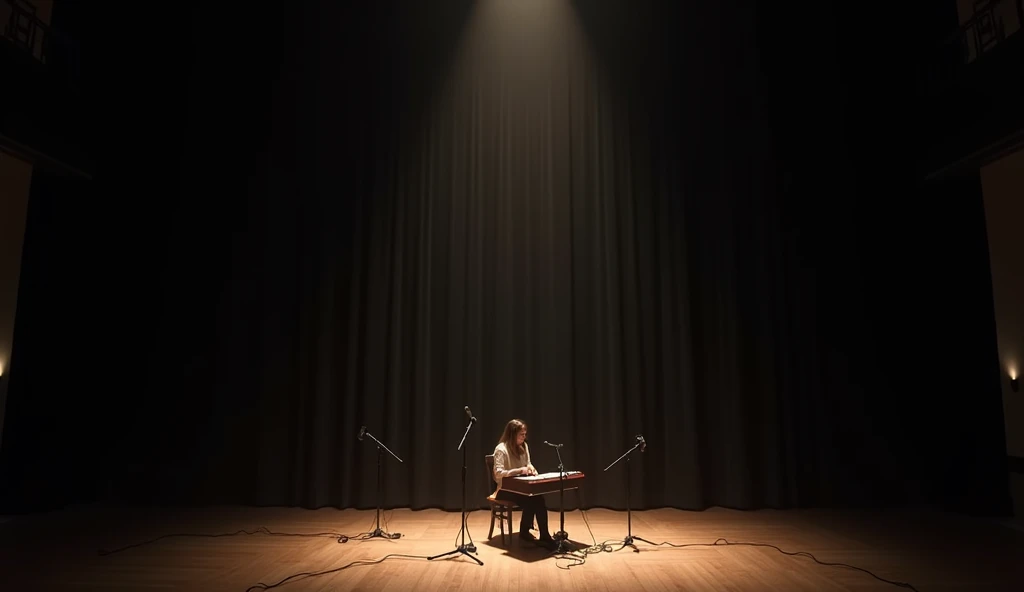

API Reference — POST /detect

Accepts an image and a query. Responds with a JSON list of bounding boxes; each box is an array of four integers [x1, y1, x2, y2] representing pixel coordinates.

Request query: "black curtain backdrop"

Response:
[[0, 1, 1010, 515]]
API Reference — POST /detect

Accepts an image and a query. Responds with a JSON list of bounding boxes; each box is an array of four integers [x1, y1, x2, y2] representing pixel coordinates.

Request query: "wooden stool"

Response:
[[485, 454, 516, 545]]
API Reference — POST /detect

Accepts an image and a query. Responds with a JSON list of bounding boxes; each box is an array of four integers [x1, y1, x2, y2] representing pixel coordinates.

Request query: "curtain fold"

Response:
[[4, 1, 1009, 517], [207, 0, 868, 510]]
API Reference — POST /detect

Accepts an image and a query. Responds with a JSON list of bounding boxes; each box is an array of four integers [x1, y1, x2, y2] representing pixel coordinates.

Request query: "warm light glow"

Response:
[[1010, 365, 1018, 381], [0, 360, 4, 377]]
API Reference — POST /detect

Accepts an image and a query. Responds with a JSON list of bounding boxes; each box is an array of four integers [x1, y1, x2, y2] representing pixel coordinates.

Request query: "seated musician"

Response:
[[492, 419, 556, 550]]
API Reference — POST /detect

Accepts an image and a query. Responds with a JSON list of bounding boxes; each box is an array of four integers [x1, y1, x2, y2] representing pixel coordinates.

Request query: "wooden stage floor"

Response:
[[1, 505, 1022, 591]]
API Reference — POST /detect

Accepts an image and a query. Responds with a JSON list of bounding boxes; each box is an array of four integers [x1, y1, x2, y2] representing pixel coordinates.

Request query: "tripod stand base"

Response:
[[548, 531, 580, 554], [621, 535, 656, 551], [365, 528, 401, 540], [427, 545, 483, 565]]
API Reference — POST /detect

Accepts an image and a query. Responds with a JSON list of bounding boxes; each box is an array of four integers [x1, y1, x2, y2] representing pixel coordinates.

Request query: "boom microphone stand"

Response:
[[544, 440, 573, 554], [603, 435, 655, 551], [358, 426, 404, 539], [428, 406, 483, 565]]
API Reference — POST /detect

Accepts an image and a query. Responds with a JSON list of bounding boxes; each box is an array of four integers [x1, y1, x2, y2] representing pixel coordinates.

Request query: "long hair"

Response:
[[498, 419, 527, 459]]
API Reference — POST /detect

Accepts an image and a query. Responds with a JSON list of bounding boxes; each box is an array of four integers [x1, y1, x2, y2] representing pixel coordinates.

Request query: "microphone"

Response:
[[636, 434, 646, 452], [358, 426, 366, 441], [464, 406, 477, 423], [543, 440, 563, 448]]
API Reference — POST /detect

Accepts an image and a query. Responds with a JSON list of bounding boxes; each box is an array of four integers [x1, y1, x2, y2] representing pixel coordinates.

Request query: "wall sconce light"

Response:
[[1011, 367, 1020, 393]]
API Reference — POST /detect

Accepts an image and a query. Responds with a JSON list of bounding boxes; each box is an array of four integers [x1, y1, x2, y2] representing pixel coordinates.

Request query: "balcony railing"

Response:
[[1, 0, 80, 87], [956, 0, 1023, 63], [919, 0, 1023, 92]]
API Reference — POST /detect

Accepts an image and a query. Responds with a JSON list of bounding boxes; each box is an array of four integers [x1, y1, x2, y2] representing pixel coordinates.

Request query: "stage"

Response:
[[1, 505, 1022, 591]]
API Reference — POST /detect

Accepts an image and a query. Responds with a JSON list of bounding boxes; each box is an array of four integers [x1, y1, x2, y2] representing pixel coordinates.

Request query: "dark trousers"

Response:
[[496, 489, 551, 539]]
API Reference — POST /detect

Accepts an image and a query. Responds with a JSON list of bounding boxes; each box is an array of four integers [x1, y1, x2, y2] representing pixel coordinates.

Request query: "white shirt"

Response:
[[492, 441, 532, 492]]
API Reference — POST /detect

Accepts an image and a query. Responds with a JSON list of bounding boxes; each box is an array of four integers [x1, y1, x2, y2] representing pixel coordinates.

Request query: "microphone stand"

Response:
[[428, 416, 482, 565], [550, 444, 572, 554], [361, 430, 404, 540], [603, 438, 654, 551]]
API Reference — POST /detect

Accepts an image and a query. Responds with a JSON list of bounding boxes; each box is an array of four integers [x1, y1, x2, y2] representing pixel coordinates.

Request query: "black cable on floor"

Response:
[[98, 526, 363, 556], [546, 488, 621, 569], [641, 538, 919, 591], [548, 488, 918, 589], [95, 512, 919, 591], [245, 553, 431, 592]]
